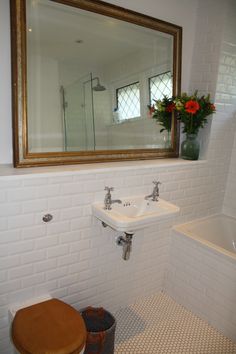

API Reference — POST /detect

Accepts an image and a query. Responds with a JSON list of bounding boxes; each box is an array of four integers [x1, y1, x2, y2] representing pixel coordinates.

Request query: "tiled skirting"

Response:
[[115, 292, 236, 354]]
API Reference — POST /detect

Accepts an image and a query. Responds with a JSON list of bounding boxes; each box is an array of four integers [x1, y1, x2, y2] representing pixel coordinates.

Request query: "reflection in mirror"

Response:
[[26, 0, 174, 153], [11, 0, 182, 167]]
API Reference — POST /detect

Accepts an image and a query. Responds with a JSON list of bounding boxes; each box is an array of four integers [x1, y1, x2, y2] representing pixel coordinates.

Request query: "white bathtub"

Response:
[[174, 214, 236, 261], [165, 214, 236, 342]]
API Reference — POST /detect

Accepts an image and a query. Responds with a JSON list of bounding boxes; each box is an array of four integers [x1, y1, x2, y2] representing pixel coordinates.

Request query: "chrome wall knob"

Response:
[[42, 214, 53, 223]]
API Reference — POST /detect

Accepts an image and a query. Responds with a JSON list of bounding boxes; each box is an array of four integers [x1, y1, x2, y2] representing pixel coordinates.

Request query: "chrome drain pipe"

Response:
[[116, 233, 133, 260]]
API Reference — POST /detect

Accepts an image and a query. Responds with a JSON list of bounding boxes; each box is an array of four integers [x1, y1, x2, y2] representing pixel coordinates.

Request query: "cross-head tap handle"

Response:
[[104, 186, 114, 193], [153, 181, 161, 186]]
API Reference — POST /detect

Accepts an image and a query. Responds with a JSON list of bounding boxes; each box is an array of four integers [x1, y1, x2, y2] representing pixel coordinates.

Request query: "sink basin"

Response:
[[92, 196, 180, 232]]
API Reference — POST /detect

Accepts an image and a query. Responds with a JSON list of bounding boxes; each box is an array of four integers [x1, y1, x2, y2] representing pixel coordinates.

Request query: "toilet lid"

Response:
[[12, 299, 87, 354]]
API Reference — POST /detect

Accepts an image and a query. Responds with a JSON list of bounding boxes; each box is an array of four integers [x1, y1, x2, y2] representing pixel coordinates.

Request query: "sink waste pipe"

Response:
[[116, 233, 133, 260]]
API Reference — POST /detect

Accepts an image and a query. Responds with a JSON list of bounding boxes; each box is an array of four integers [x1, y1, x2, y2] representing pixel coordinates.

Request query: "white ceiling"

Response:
[[26, 0, 172, 69]]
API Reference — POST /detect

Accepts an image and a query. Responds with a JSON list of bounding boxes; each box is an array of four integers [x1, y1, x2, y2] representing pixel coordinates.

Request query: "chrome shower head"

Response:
[[93, 84, 106, 91], [92, 78, 106, 92]]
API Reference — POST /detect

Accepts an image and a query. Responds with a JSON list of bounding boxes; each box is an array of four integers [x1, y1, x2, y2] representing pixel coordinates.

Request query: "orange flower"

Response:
[[185, 100, 200, 114], [166, 103, 176, 112]]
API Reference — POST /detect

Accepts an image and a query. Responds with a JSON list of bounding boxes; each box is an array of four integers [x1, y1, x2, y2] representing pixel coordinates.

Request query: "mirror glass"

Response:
[[26, 0, 174, 153], [11, 0, 182, 166]]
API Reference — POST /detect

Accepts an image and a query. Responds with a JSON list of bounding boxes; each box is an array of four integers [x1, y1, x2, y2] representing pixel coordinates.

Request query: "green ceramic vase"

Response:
[[181, 133, 200, 160]]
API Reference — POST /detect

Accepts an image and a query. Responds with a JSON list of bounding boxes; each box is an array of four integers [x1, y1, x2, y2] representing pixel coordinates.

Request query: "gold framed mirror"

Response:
[[10, 0, 182, 167]]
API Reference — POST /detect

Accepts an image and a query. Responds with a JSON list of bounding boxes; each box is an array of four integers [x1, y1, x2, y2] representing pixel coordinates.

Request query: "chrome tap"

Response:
[[145, 181, 161, 202], [104, 187, 122, 210]]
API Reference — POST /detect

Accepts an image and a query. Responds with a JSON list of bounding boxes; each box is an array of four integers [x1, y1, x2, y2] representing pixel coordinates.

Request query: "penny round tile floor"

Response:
[[115, 292, 236, 354]]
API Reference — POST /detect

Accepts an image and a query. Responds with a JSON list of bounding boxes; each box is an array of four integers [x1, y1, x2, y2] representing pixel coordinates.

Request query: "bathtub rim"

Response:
[[172, 214, 236, 263]]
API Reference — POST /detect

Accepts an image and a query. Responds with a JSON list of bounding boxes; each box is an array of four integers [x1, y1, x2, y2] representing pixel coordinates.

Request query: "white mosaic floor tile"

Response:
[[115, 292, 236, 354]]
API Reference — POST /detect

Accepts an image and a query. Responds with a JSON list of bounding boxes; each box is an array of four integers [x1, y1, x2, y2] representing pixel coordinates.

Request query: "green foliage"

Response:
[[149, 96, 173, 133], [149, 91, 216, 135], [175, 91, 216, 135]]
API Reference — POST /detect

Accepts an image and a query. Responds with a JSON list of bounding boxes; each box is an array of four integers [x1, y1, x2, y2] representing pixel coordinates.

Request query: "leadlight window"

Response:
[[149, 71, 172, 104], [116, 82, 141, 121]]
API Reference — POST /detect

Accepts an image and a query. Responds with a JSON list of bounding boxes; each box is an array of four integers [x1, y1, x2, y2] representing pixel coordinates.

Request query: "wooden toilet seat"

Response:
[[12, 298, 87, 354]]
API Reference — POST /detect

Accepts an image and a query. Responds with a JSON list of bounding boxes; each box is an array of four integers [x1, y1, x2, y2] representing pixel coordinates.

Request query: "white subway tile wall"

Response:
[[0, 158, 233, 350], [220, 0, 236, 218], [164, 0, 236, 344], [0, 0, 236, 353], [0, 161, 226, 352], [224, 127, 236, 217]]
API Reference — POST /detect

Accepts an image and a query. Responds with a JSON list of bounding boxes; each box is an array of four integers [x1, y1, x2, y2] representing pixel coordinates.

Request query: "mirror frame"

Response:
[[10, 0, 182, 167]]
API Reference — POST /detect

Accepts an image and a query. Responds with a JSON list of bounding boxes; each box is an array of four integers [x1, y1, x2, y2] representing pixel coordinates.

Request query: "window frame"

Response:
[[149, 71, 173, 105], [115, 81, 141, 122]]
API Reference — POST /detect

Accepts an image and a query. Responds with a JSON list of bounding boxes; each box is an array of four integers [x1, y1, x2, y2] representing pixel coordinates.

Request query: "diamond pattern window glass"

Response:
[[116, 82, 140, 121], [149, 71, 172, 104]]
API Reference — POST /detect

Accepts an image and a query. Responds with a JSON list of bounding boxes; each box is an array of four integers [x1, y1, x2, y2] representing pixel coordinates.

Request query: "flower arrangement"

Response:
[[149, 91, 216, 135], [148, 96, 173, 133], [174, 91, 216, 135]]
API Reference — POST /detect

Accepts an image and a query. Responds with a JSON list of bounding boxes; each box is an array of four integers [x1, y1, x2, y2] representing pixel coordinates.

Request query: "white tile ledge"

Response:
[[0, 159, 207, 179]]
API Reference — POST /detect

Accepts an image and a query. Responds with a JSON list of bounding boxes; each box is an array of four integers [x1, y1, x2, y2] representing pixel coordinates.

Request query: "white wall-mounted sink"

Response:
[[92, 196, 180, 232]]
